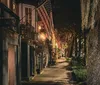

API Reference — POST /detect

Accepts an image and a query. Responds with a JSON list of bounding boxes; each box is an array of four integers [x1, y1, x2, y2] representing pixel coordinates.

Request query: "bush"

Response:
[[71, 56, 87, 84], [73, 68, 87, 82], [72, 65, 87, 85], [66, 57, 72, 62]]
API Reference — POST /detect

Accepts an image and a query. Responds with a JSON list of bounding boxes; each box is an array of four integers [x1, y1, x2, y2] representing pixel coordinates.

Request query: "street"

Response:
[[22, 57, 75, 85]]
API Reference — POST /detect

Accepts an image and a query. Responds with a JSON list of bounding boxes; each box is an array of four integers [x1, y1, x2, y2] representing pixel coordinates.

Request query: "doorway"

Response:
[[8, 45, 16, 85]]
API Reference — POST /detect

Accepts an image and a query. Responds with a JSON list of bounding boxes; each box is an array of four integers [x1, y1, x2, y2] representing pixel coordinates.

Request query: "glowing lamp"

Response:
[[38, 26, 42, 30], [39, 33, 46, 41]]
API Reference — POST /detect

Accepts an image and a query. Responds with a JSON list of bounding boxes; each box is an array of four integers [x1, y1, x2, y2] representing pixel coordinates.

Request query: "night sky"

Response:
[[51, 0, 81, 29]]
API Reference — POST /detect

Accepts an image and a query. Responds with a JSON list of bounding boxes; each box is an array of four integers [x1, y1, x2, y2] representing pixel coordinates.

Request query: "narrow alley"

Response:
[[22, 57, 74, 85]]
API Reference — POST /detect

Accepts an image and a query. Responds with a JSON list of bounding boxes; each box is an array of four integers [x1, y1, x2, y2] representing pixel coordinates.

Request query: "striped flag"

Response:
[[37, 0, 53, 37]]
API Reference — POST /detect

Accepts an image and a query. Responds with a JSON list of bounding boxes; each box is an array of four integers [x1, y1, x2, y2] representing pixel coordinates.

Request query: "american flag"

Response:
[[37, 0, 53, 37]]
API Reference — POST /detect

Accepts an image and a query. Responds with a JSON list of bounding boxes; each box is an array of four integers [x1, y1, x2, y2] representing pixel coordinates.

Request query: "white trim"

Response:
[[23, 4, 35, 9], [18, 3, 36, 27]]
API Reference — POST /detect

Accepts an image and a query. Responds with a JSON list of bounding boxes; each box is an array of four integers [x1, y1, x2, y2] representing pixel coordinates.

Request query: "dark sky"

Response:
[[51, 0, 81, 29]]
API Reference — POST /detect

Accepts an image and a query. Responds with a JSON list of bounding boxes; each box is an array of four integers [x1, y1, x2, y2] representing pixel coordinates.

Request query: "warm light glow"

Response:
[[49, 36, 51, 40], [56, 43, 58, 48], [39, 33, 46, 41], [38, 26, 42, 30]]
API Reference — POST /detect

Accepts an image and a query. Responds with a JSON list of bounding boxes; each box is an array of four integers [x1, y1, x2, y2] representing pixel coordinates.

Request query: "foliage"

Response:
[[71, 56, 87, 84], [66, 57, 72, 62], [71, 56, 85, 66], [73, 66, 87, 83]]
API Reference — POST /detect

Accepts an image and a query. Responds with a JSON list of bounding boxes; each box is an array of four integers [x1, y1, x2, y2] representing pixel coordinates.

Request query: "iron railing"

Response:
[[20, 23, 35, 40]]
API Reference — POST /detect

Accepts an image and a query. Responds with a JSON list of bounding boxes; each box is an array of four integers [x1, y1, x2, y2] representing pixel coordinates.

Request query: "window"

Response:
[[25, 8, 28, 23], [25, 7, 32, 25], [12, 2, 16, 13], [9, 0, 16, 13]]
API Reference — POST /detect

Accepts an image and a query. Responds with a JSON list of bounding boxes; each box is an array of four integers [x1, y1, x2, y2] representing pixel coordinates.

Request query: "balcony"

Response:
[[0, 3, 19, 32], [0, 18, 19, 31], [20, 23, 35, 40]]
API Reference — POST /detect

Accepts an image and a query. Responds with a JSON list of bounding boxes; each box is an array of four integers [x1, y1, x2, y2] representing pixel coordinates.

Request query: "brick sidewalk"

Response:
[[56, 57, 67, 63], [22, 58, 76, 85]]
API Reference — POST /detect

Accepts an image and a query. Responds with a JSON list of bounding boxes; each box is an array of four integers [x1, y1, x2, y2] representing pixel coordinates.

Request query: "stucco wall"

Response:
[[2, 30, 19, 85]]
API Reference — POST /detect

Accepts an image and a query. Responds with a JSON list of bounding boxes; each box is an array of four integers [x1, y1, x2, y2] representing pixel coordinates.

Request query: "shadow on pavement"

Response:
[[22, 61, 77, 85], [22, 81, 68, 85]]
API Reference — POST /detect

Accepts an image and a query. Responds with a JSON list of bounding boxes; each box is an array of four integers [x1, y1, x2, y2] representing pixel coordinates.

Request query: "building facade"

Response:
[[18, 2, 36, 80], [0, 1, 20, 85], [0, 0, 55, 85]]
